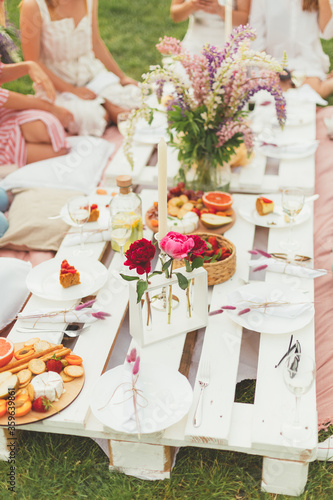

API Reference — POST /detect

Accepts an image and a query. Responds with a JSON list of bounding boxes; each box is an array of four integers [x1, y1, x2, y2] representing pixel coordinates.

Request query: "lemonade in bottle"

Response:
[[109, 175, 143, 252]]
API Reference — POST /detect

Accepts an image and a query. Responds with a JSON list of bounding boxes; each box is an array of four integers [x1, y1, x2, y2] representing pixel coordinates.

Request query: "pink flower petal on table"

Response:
[[132, 356, 140, 375], [221, 305, 237, 310], [75, 299, 96, 310], [91, 311, 111, 320], [254, 249, 271, 258], [253, 264, 268, 272], [248, 250, 258, 255], [238, 308, 251, 316], [208, 309, 224, 316]]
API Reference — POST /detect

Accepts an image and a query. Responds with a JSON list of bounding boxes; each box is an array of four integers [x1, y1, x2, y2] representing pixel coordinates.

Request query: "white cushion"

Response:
[[0, 136, 114, 194], [0, 258, 32, 330]]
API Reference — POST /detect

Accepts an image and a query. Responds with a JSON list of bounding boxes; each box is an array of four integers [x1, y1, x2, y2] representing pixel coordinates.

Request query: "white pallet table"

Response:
[[0, 187, 317, 494], [105, 142, 155, 184]]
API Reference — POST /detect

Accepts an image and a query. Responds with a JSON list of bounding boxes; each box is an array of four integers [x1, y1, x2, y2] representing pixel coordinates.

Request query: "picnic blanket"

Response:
[[314, 106, 333, 431]]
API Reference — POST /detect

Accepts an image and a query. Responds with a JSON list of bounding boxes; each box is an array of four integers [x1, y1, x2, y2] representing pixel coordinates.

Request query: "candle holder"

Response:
[[151, 232, 179, 312]]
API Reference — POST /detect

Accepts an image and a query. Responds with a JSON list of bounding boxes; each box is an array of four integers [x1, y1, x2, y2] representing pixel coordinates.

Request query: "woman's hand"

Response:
[[198, 0, 223, 15], [52, 105, 74, 129], [27, 61, 56, 102], [70, 87, 97, 100], [120, 75, 138, 86]]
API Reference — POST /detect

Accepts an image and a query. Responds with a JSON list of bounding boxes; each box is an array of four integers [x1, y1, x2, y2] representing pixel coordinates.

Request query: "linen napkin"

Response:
[[17, 307, 99, 324], [249, 257, 327, 279], [259, 140, 318, 159], [62, 230, 110, 247], [118, 364, 144, 433], [9, 329, 64, 345], [228, 287, 313, 318]]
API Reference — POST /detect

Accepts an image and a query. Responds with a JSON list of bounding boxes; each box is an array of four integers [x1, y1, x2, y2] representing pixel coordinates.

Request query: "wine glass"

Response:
[[117, 111, 131, 137], [280, 188, 305, 255], [67, 195, 92, 255], [282, 353, 316, 444], [109, 212, 132, 269]]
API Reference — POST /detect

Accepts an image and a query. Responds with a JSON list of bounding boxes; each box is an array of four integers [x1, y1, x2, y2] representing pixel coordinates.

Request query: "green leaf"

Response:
[[148, 271, 163, 279], [175, 272, 190, 290], [162, 259, 173, 271], [119, 274, 139, 281], [191, 257, 205, 269], [136, 280, 148, 303]]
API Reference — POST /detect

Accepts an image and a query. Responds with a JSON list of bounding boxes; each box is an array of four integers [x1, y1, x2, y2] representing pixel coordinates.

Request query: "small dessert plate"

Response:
[[26, 257, 108, 301]]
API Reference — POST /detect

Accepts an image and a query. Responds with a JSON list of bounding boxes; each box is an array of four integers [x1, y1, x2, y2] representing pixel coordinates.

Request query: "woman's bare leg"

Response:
[[25, 144, 68, 164], [20, 120, 68, 164], [20, 120, 53, 143], [102, 100, 127, 125]]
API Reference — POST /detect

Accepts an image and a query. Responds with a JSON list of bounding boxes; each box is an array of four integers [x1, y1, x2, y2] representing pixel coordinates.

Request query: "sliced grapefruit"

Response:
[[202, 192, 233, 211], [0, 338, 14, 368]]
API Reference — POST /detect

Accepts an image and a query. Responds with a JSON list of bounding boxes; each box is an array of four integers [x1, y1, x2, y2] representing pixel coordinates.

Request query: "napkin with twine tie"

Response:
[[228, 287, 313, 318], [249, 257, 327, 279]]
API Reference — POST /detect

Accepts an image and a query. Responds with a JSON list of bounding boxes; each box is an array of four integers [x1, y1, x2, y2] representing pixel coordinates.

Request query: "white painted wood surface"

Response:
[[0, 96, 320, 496]]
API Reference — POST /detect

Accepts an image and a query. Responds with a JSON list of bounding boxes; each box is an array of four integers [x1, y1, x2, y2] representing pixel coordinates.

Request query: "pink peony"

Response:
[[160, 232, 194, 260]]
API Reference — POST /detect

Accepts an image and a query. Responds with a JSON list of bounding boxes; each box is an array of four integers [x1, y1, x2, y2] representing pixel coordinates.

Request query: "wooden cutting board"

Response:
[[0, 342, 84, 426]]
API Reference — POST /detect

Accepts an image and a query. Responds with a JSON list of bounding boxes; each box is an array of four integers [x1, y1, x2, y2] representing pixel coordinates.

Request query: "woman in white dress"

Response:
[[250, 0, 333, 98], [170, 0, 251, 55], [20, 0, 141, 136]]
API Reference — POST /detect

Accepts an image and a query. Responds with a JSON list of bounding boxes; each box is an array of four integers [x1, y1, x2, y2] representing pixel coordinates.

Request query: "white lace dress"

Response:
[[34, 0, 141, 136], [182, 0, 236, 54]]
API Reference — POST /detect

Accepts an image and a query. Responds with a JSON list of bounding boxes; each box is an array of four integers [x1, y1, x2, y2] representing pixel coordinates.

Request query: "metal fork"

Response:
[[193, 360, 210, 428]]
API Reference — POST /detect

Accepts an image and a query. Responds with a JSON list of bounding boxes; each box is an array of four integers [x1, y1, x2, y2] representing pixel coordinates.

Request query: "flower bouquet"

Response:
[[121, 233, 208, 346], [123, 25, 286, 192]]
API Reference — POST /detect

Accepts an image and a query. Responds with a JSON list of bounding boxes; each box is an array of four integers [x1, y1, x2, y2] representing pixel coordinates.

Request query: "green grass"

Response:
[[1, 1, 333, 498]]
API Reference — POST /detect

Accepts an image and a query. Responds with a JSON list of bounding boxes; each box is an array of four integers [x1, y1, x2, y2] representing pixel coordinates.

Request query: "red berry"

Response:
[[32, 396, 52, 413], [46, 356, 63, 374]]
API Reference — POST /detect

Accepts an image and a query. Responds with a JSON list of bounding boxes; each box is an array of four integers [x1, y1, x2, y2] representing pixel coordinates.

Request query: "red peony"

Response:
[[190, 235, 207, 258], [124, 238, 156, 275]]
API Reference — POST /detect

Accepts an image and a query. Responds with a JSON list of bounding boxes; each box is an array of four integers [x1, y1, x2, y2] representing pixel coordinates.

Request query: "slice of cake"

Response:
[[88, 204, 100, 222], [256, 196, 274, 216], [60, 259, 81, 288]]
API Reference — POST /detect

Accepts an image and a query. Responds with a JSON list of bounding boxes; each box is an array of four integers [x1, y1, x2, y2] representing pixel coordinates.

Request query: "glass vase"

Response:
[[181, 155, 231, 192]]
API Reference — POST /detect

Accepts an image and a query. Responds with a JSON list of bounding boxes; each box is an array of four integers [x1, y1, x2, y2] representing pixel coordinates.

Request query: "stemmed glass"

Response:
[[67, 195, 92, 256], [282, 352, 316, 444], [109, 212, 132, 270], [117, 111, 131, 137], [280, 188, 305, 255]]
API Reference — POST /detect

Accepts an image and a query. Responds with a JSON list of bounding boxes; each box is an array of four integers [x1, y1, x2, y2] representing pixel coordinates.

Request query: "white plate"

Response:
[[90, 363, 193, 434], [258, 141, 318, 160], [225, 282, 314, 334], [26, 257, 108, 301], [238, 194, 311, 228]]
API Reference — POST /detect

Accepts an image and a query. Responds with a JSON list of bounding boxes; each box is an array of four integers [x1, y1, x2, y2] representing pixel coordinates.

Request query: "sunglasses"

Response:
[[275, 335, 301, 376]]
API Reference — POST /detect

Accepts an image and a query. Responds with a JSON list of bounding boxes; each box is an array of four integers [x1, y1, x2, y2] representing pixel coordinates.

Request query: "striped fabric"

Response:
[[0, 63, 68, 167]]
